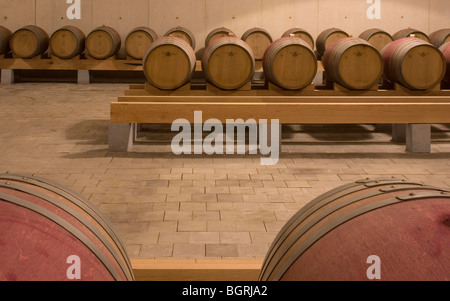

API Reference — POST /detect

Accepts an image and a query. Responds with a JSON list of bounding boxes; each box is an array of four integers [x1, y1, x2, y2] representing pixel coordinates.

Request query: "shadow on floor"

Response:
[[65, 120, 110, 145]]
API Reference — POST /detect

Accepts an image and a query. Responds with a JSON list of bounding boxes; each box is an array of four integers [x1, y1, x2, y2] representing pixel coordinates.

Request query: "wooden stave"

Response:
[[281, 28, 315, 49], [382, 37, 446, 90], [142, 36, 197, 90], [205, 27, 235, 47], [10, 25, 49, 59], [241, 27, 273, 60], [0, 25, 12, 54], [259, 178, 450, 281], [202, 36, 255, 90], [392, 28, 430, 42], [322, 37, 383, 90], [125, 26, 158, 60], [262, 37, 317, 90], [50, 25, 86, 59], [0, 173, 134, 281], [358, 28, 393, 52], [316, 27, 349, 57], [164, 26, 196, 50], [85, 26, 122, 60], [429, 28, 450, 48], [440, 42, 450, 83]]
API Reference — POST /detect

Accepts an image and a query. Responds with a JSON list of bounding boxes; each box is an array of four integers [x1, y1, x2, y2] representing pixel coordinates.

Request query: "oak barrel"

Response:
[[50, 26, 85, 59], [259, 177, 450, 281], [316, 27, 349, 57], [322, 37, 383, 90], [85, 26, 121, 60], [164, 26, 196, 50], [205, 27, 235, 46], [429, 29, 450, 48], [125, 27, 158, 60], [143, 36, 196, 90], [202, 36, 255, 90], [381, 37, 446, 90], [241, 27, 273, 60], [392, 28, 430, 42], [0, 26, 12, 55], [358, 28, 393, 52], [440, 42, 450, 83], [0, 173, 134, 281], [10, 25, 49, 59], [263, 37, 317, 90], [281, 28, 314, 49]]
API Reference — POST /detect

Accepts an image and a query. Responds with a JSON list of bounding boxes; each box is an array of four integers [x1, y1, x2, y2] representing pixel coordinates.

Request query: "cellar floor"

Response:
[[1, 83, 450, 259]]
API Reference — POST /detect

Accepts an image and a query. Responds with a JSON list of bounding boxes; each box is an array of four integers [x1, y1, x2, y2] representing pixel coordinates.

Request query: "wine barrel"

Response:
[[10, 25, 49, 59], [205, 27, 235, 46], [382, 37, 446, 90], [440, 42, 450, 83], [241, 27, 273, 60], [50, 26, 85, 59], [164, 26, 196, 50], [85, 26, 121, 60], [392, 28, 430, 42], [202, 36, 255, 90], [322, 37, 383, 90], [316, 27, 349, 57], [0, 173, 134, 281], [429, 29, 450, 48], [125, 27, 158, 60], [281, 28, 314, 49], [259, 177, 450, 281], [263, 37, 317, 90], [358, 28, 393, 52], [143, 36, 196, 90], [0, 26, 12, 55]]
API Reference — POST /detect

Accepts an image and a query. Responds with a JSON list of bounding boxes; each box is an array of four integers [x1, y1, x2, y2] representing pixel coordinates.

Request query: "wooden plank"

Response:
[[118, 95, 450, 103], [131, 259, 262, 281], [0, 58, 142, 71], [110, 100, 450, 124]]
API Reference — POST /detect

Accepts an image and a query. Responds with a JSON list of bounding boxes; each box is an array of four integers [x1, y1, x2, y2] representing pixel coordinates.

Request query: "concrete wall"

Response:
[[1, 0, 449, 55]]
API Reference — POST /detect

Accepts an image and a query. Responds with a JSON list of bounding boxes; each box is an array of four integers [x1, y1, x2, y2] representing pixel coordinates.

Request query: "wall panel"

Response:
[[0, 0, 35, 32], [0, 0, 448, 53], [149, 0, 206, 50], [35, 0, 92, 36]]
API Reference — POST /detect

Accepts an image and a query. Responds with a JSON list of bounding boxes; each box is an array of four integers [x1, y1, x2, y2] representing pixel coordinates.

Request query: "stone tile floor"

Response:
[[0, 83, 449, 259]]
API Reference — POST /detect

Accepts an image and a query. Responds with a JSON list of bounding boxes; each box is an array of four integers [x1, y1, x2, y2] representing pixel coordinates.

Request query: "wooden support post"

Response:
[[406, 124, 431, 153], [1, 69, 15, 84], [109, 123, 135, 152]]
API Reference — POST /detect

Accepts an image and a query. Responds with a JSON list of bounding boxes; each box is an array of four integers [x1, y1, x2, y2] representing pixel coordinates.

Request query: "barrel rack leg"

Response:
[[109, 123, 135, 152], [77, 70, 91, 85], [1, 69, 15, 84], [406, 124, 431, 153]]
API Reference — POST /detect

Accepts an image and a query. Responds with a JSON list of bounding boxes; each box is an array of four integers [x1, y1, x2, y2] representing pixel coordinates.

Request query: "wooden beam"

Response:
[[110, 100, 450, 124], [0, 58, 143, 71], [130, 259, 263, 282]]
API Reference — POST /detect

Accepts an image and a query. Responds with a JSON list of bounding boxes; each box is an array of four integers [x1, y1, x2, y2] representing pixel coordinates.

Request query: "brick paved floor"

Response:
[[1, 83, 449, 259]]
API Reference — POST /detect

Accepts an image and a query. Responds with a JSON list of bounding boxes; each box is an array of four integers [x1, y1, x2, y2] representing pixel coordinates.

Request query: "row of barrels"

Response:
[[1, 24, 449, 91], [1, 24, 449, 59], [0, 24, 278, 60], [145, 34, 450, 91]]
